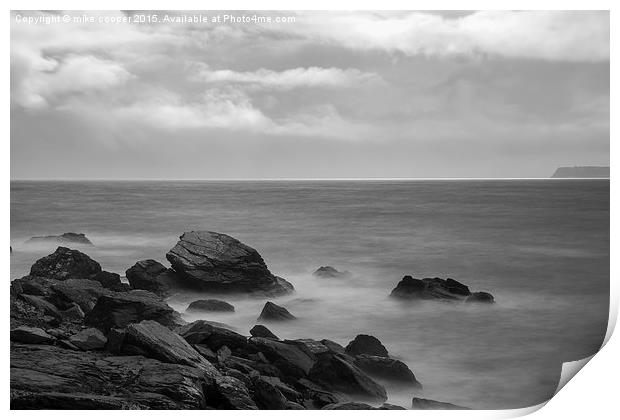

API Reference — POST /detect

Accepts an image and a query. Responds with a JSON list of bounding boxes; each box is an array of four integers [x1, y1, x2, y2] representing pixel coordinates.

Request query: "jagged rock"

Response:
[[353, 355, 422, 386], [18, 294, 62, 321], [345, 334, 389, 357], [320, 339, 346, 354], [313, 266, 350, 278], [411, 398, 469, 410], [248, 337, 316, 379], [29, 247, 101, 280], [11, 344, 217, 409], [193, 344, 217, 362], [123, 320, 218, 375], [285, 339, 330, 356], [250, 324, 279, 340], [186, 299, 235, 313], [60, 303, 85, 321], [308, 353, 387, 403], [253, 376, 289, 409], [211, 376, 258, 410], [390, 276, 475, 301], [10, 326, 55, 345], [92, 271, 130, 292], [68, 328, 107, 350], [259, 376, 302, 403], [166, 231, 294, 295], [258, 301, 296, 321], [466, 291, 495, 304], [27, 233, 93, 246], [296, 379, 342, 409], [49, 278, 110, 312], [125, 260, 180, 297], [84, 290, 181, 332], [177, 320, 249, 354]]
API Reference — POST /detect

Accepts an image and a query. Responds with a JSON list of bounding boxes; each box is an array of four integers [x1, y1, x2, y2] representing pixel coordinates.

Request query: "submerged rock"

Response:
[[250, 324, 279, 340], [187, 299, 235, 313], [466, 291, 495, 304], [166, 231, 294, 295], [411, 397, 470, 410], [345, 334, 389, 357], [257, 301, 296, 321], [27, 233, 93, 246], [125, 259, 180, 297], [313, 266, 351, 279], [30, 247, 101, 280]]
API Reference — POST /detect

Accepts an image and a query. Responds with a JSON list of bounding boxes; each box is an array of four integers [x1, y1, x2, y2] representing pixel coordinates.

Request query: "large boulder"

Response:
[[353, 355, 422, 387], [252, 376, 289, 409], [411, 398, 469, 410], [123, 320, 218, 375], [308, 353, 387, 403], [68, 328, 107, 350], [49, 278, 111, 312], [257, 301, 296, 321], [389, 276, 496, 302], [165, 231, 293, 295], [10, 344, 217, 409], [27, 233, 93, 246], [345, 334, 389, 357], [84, 290, 181, 332], [186, 299, 235, 313], [92, 271, 130, 292], [211, 376, 258, 410], [125, 259, 180, 297], [248, 337, 316, 379], [29, 247, 101, 280], [177, 320, 250, 354], [250, 324, 279, 340]]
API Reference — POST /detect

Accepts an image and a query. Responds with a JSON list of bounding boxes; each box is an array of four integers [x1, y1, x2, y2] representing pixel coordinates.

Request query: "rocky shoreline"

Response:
[[10, 230, 490, 410]]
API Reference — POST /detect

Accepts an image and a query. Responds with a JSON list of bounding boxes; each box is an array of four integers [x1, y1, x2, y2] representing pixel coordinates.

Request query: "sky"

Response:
[[10, 10, 609, 179]]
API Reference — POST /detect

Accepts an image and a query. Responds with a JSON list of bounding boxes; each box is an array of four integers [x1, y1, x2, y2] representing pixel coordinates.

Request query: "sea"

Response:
[[10, 179, 610, 410]]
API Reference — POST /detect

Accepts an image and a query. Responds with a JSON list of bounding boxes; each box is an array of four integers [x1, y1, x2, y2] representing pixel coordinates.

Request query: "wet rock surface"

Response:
[[30, 247, 101, 280], [187, 299, 235, 313], [390, 275, 494, 303], [257, 301, 296, 321], [125, 259, 181, 297]]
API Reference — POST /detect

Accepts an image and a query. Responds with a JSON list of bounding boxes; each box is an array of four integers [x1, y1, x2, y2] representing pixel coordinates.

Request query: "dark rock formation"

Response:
[[252, 376, 290, 409], [11, 326, 55, 345], [248, 337, 316, 379], [345, 334, 389, 357], [166, 231, 293, 295], [309, 353, 387, 403], [250, 324, 279, 340], [186, 299, 235, 313], [27, 233, 93, 246], [313, 266, 351, 278], [411, 397, 470, 410], [466, 291, 495, 304], [390, 275, 495, 303], [68, 328, 107, 350], [211, 376, 258, 410], [29, 247, 101, 280], [92, 271, 130, 292], [18, 294, 62, 321], [178, 320, 249, 354], [353, 355, 421, 387], [320, 339, 346, 354], [125, 259, 180, 297], [258, 301, 296, 321], [84, 290, 181, 332], [49, 278, 110, 312], [285, 338, 331, 356]]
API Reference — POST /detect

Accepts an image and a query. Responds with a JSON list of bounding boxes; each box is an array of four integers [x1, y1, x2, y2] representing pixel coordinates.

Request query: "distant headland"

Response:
[[551, 166, 609, 178]]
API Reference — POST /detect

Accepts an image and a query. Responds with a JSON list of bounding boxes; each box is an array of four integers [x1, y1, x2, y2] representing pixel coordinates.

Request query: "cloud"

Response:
[[195, 65, 381, 90]]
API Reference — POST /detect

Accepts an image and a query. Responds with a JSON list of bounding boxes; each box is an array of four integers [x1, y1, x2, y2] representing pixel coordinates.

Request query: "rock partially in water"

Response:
[[11, 326, 55, 345], [27, 233, 93, 246], [390, 275, 495, 302], [466, 291, 495, 304], [30, 247, 102, 281], [250, 324, 279, 340], [313, 266, 351, 279], [258, 301, 296, 321], [125, 259, 180, 297], [68, 328, 107, 350], [186, 299, 235, 313], [411, 397, 470, 410], [166, 231, 294, 296], [345, 334, 389, 357], [353, 355, 422, 387]]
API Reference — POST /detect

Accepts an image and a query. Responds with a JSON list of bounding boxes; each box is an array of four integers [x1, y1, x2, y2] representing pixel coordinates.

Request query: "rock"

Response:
[[29, 247, 101, 280], [323, 402, 377, 410], [309, 353, 387, 403], [253, 376, 289, 409], [285, 339, 331, 356], [259, 376, 302, 403], [10, 295, 57, 330], [27, 233, 93, 246], [68, 328, 107, 350], [11, 344, 216, 409], [466, 291, 495, 304], [390, 276, 475, 301], [345, 334, 389, 357], [248, 337, 316, 379], [18, 294, 62, 321], [258, 301, 296, 321], [125, 259, 181, 297], [211, 376, 258, 410], [166, 231, 294, 295], [411, 398, 469, 410], [10, 326, 55, 345], [92, 271, 130, 292], [313, 266, 350, 278], [380, 403, 406, 409], [84, 290, 181, 332], [106, 328, 126, 354], [320, 339, 346, 354], [250, 324, 279, 340], [11, 276, 54, 296], [49, 278, 110, 312], [217, 346, 232, 362], [60, 303, 85, 321], [353, 355, 422, 387], [186, 299, 235, 313], [178, 320, 249, 354], [123, 320, 218, 375], [296, 379, 342, 409]]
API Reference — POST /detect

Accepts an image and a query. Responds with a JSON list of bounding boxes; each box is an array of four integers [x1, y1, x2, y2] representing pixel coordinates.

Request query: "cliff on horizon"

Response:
[[551, 166, 610, 178]]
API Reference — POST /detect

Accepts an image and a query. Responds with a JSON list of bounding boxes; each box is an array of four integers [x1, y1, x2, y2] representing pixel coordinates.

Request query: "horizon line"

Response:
[[9, 177, 610, 182]]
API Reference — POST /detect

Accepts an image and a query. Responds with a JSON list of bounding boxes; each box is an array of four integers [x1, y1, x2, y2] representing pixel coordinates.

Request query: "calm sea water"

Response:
[[10, 180, 609, 409]]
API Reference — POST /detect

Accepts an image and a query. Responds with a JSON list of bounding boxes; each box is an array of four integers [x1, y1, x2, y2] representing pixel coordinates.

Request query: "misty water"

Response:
[[10, 180, 609, 409]]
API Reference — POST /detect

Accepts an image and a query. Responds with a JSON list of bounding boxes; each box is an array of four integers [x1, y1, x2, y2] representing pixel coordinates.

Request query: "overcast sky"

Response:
[[10, 10, 609, 179]]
